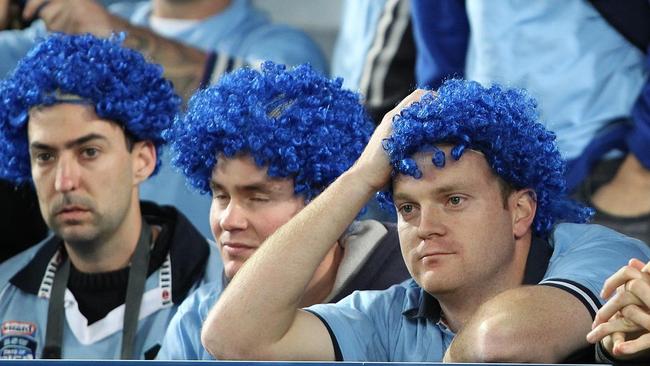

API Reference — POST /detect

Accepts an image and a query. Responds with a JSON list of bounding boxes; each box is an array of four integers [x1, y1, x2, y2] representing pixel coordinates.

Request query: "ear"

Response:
[[509, 189, 537, 239], [131, 140, 157, 185]]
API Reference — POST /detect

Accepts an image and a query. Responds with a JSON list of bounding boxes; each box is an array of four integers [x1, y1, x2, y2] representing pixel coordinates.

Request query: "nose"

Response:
[[219, 201, 248, 232], [54, 155, 80, 193], [417, 206, 447, 239]]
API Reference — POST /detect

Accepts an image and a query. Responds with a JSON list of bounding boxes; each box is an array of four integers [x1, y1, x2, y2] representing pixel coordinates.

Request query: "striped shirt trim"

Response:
[[38, 250, 62, 299], [540, 278, 601, 319]]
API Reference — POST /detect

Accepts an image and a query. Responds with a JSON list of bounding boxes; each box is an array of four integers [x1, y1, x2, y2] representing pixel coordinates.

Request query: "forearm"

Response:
[[445, 286, 592, 363], [114, 19, 206, 101], [202, 168, 377, 359]]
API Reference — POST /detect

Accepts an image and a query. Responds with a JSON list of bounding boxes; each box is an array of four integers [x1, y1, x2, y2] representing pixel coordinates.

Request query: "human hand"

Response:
[[587, 258, 650, 359], [0, 0, 29, 30], [23, 0, 115, 36], [351, 89, 430, 192], [0, 0, 10, 29]]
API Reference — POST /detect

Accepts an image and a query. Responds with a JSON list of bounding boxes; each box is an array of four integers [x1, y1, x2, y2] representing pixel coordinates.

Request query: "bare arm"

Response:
[[201, 90, 428, 360], [114, 19, 207, 101], [445, 285, 592, 363], [23, 0, 207, 101]]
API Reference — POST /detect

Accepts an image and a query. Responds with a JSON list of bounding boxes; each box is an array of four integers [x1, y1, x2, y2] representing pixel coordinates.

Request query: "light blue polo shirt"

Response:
[[156, 278, 225, 360], [464, 0, 647, 161], [307, 223, 650, 361]]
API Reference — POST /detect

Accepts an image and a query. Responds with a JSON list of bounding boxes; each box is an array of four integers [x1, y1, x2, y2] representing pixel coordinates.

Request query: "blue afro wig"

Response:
[[166, 61, 373, 201], [0, 33, 180, 182], [381, 79, 593, 236]]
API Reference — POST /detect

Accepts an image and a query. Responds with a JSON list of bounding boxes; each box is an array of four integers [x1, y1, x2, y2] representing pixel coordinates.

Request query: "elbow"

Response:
[[201, 326, 249, 360], [471, 316, 525, 362], [200, 326, 223, 359], [200, 323, 273, 360], [468, 314, 557, 363]]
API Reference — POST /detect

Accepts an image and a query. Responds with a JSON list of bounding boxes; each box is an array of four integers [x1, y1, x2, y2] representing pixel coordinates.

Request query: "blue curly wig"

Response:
[[0, 33, 180, 182], [166, 61, 373, 201], [381, 79, 593, 236]]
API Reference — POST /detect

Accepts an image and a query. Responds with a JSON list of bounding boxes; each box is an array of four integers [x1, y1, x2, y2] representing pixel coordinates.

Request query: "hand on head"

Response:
[[352, 89, 430, 193], [587, 258, 650, 359]]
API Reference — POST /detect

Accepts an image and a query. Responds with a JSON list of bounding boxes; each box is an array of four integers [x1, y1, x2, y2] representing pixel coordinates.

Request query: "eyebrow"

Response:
[[209, 180, 276, 194], [30, 133, 108, 151], [392, 183, 471, 202]]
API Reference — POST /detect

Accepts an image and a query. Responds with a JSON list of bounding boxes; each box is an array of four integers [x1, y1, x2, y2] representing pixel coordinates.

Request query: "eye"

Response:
[[396, 203, 419, 220], [81, 147, 99, 159], [35, 152, 54, 163], [448, 196, 465, 207], [213, 193, 229, 201], [399, 203, 414, 214], [250, 196, 270, 203]]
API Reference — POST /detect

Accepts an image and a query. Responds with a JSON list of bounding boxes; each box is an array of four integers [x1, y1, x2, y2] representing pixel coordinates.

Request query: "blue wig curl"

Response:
[[381, 79, 593, 236], [166, 61, 373, 201], [0, 33, 180, 182]]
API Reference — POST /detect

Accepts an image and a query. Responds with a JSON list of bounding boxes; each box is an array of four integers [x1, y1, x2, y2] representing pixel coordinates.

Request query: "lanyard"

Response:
[[42, 221, 152, 359]]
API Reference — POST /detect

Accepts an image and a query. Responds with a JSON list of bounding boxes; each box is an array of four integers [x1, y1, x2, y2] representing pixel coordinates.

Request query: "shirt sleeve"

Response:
[[305, 286, 406, 362], [540, 223, 650, 318], [157, 284, 222, 360]]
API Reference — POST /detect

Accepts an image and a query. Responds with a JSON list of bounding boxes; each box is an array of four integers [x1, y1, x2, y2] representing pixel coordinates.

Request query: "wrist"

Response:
[[343, 163, 389, 197]]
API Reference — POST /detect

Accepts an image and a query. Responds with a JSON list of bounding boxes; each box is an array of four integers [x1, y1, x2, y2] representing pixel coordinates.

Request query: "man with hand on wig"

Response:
[[0, 33, 220, 359], [201, 80, 650, 363], [155, 61, 411, 359]]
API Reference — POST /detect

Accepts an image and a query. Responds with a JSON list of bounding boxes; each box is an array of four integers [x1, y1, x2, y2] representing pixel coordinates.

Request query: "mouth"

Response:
[[221, 242, 257, 257], [55, 206, 91, 221], [57, 205, 89, 214], [419, 252, 454, 260]]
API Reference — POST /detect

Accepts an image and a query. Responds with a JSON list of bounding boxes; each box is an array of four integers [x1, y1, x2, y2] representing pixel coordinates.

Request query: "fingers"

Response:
[[624, 276, 650, 313], [0, 0, 10, 29], [594, 289, 644, 328], [587, 312, 643, 343], [354, 89, 432, 192], [614, 333, 650, 356], [380, 89, 430, 124], [643, 260, 650, 273], [629, 258, 646, 271], [590, 259, 650, 357], [611, 331, 626, 352], [22, 0, 49, 20], [36, 0, 67, 31], [601, 263, 645, 300], [620, 304, 650, 333]]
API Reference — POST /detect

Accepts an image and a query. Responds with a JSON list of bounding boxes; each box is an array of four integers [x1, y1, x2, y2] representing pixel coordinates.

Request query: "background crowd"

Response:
[[0, 0, 648, 363]]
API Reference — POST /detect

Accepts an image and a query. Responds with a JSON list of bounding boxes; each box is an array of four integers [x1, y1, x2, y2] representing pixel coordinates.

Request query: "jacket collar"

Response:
[[10, 201, 210, 304]]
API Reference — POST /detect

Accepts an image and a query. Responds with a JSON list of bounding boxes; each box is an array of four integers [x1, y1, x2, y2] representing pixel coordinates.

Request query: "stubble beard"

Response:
[[46, 193, 105, 249]]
